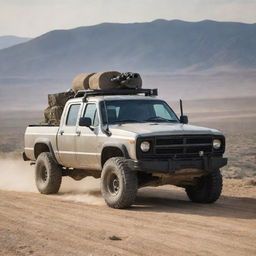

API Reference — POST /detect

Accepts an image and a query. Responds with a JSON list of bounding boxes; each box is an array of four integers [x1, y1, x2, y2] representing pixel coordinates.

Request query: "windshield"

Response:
[[100, 99, 179, 124]]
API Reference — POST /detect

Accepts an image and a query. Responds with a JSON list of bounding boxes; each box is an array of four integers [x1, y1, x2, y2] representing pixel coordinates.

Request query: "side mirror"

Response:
[[180, 115, 188, 124], [79, 117, 92, 127]]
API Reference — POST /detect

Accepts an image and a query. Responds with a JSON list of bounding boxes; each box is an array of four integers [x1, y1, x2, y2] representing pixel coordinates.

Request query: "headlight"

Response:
[[140, 141, 150, 152], [213, 139, 221, 149]]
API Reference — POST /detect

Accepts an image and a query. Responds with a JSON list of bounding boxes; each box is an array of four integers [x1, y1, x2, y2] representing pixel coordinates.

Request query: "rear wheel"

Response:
[[185, 169, 222, 203], [101, 157, 138, 209], [35, 152, 62, 194]]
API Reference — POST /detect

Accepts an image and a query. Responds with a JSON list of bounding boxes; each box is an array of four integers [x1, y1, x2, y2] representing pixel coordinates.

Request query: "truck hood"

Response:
[[110, 122, 222, 137]]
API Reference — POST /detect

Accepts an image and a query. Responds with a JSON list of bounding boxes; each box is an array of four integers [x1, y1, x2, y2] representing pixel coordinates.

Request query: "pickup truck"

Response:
[[24, 88, 227, 209]]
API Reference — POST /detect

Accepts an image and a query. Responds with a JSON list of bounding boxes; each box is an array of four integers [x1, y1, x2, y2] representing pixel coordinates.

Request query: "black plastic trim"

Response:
[[127, 157, 228, 173]]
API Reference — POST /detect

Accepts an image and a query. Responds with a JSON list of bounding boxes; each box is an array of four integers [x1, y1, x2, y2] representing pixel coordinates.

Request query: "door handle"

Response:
[[76, 130, 81, 136], [60, 130, 64, 135]]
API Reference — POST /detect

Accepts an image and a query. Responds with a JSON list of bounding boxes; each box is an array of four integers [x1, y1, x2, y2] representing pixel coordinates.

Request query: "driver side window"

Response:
[[83, 103, 99, 127]]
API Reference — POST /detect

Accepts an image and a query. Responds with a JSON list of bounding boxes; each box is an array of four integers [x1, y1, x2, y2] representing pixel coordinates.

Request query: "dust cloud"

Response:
[[0, 156, 104, 205], [58, 177, 104, 206], [0, 157, 36, 192]]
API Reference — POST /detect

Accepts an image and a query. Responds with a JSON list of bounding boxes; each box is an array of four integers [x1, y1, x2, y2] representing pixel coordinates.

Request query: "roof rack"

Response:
[[74, 88, 158, 100]]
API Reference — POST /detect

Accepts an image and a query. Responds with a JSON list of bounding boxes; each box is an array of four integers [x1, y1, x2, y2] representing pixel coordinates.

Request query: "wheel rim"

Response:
[[38, 164, 48, 183], [107, 172, 120, 195]]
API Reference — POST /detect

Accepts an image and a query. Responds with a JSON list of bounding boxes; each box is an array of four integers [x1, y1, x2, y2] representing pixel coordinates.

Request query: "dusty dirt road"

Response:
[[0, 178, 255, 256]]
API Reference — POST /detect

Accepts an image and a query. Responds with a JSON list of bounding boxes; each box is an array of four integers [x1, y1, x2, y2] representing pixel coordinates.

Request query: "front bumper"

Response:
[[127, 156, 228, 174]]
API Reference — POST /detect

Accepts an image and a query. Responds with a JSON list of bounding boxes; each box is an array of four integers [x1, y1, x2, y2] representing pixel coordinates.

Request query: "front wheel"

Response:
[[35, 152, 62, 194], [185, 169, 222, 203], [101, 157, 138, 209]]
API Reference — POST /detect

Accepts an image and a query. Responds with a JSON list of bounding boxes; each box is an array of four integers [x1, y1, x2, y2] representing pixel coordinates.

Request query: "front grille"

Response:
[[136, 135, 224, 160], [155, 135, 212, 158]]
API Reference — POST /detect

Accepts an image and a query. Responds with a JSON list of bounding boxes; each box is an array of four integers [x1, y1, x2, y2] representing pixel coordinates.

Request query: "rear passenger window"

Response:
[[66, 104, 80, 126]]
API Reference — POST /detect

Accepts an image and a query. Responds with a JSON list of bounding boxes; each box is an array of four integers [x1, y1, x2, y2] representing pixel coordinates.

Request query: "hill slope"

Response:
[[0, 35, 30, 50], [0, 20, 255, 79]]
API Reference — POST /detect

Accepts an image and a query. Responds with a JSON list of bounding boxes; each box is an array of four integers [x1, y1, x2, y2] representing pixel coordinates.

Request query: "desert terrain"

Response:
[[0, 178, 255, 256], [0, 96, 255, 255]]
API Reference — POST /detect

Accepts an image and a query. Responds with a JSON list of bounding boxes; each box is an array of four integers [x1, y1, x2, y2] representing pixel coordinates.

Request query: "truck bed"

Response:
[[24, 126, 60, 161]]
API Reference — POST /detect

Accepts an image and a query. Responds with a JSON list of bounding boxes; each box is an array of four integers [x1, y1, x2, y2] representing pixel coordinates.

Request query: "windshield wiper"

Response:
[[113, 119, 143, 123], [145, 116, 177, 122]]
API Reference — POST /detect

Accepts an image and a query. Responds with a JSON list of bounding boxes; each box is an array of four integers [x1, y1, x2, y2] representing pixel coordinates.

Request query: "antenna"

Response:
[[180, 99, 183, 116]]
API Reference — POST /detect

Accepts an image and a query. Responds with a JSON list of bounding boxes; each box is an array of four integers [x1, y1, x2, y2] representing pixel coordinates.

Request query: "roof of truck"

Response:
[[68, 95, 160, 103], [92, 95, 159, 101]]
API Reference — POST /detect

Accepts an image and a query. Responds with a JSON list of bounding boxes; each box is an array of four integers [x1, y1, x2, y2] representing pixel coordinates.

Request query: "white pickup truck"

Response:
[[24, 88, 227, 208]]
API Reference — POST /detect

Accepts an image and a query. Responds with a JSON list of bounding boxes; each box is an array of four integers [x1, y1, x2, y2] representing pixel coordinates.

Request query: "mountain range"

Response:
[[0, 19, 256, 80]]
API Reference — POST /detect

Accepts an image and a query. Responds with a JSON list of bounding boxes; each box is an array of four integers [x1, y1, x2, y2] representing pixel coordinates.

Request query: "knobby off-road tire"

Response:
[[35, 152, 62, 194], [185, 169, 223, 203], [101, 157, 138, 209]]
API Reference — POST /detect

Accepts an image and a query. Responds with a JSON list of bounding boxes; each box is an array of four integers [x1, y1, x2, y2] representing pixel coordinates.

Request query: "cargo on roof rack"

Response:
[[74, 88, 158, 100]]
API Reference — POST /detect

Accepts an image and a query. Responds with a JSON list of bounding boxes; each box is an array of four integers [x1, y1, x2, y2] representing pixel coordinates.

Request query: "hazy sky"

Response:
[[0, 0, 256, 37]]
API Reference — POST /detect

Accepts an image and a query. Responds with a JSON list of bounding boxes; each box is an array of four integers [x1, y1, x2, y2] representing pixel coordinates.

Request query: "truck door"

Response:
[[75, 102, 100, 170], [57, 103, 82, 167]]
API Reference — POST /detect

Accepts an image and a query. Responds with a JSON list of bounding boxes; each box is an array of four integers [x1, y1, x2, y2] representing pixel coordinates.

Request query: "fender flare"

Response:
[[101, 142, 130, 159], [101, 143, 130, 167], [34, 138, 58, 162]]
